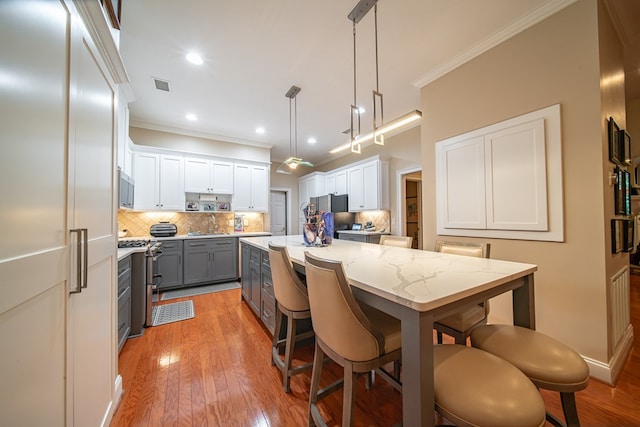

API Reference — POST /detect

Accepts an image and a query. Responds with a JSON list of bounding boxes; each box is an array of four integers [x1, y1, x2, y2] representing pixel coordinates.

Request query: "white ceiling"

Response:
[[119, 0, 581, 165]]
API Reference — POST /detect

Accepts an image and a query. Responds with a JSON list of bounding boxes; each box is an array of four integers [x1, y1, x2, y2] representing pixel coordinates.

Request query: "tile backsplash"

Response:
[[118, 211, 264, 237], [355, 211, 390, 232]]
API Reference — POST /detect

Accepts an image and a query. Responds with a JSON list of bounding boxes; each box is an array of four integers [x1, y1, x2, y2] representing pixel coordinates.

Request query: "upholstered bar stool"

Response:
[[433, 240, 491, 345], [268, 243, 314, 392], [433, 344, 546, 427], [304, 252, 402, 427], [471, 325, 590, 427], [379, 235, 413, 248]]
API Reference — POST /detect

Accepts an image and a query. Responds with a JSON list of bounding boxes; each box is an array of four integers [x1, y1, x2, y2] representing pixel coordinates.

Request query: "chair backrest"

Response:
[[434, 240, 490, 259], [268, 243, 310, 312], [434, 240, 491, 315], [379, 235, 413, 248], [304, 252, 384, 361]]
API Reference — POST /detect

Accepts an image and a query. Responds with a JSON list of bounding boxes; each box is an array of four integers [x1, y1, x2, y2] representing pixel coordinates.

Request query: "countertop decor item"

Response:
[[302, 206, 333, 246]]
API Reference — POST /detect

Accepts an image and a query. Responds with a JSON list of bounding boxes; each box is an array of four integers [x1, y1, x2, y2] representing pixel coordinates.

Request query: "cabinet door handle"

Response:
[[69, 228, 88, 294]]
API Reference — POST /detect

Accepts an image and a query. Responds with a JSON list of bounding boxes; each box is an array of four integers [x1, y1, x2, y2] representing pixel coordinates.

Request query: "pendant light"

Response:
[[345, 0, 422, 155], [276, 85, 313, 174]]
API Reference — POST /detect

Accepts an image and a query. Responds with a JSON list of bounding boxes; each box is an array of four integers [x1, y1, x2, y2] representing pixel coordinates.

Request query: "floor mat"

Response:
[[151, 300, 194, 326], [160, 282, 240, 301]]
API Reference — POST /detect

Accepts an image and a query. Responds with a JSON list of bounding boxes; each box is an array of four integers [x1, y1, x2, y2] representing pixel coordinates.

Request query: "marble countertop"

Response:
[[120, 232, 271, 241], [117, 246, 147, 261], [239, 235, 537, 312]]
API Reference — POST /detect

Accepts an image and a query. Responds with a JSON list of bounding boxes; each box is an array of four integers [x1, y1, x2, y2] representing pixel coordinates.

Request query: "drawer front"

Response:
[[117, 270, 131, 298], [117, 286, 131, 351], [250, 247, 261, 264], [212, 237, 234, 248], [261, 251, 270, 270], [186, 239, 214, 250], [261, 270, 274, 298], [261, 292, 276, 334], [161, 240, 183, 251], [118, 256, 131, 276]]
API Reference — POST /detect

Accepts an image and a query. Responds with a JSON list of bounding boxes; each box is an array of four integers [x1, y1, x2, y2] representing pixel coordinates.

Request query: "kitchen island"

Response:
[[240, 235, 537, 427]]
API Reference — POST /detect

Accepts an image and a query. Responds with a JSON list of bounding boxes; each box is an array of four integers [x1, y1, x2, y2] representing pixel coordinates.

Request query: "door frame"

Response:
[[269, 187, 292, 235], [396, 165, 422, 246]]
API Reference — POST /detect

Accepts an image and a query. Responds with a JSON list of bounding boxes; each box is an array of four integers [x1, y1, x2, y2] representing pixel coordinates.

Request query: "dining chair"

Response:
[[304, 252, 402, 427], [379, 235, 413, 248], [268, 243, 314, 392], [471, 324, 589, 427], [433, 240, 491, 345]]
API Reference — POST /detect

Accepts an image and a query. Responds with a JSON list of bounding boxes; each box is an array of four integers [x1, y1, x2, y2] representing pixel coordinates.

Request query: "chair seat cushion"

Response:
[[360, 304, 401, 353], [434, 344, 546, 427], [470, 325, 589, 392], [435, 304, 486, 331]]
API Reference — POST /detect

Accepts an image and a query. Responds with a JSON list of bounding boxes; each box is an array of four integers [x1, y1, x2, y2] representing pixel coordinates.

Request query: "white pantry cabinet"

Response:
[[347, 158, 389, 212], [184, 157, 233, 194], [0, 2, 121, 426], [134, 152, 185, 210], [233, 163, 269, 211]]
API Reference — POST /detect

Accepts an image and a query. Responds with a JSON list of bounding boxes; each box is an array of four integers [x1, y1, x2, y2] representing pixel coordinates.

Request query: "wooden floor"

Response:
[[111, 276, 640, 427]]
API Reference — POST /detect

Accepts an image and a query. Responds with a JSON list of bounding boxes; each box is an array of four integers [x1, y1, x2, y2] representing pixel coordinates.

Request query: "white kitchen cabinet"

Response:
[[347, 158, 389, 212], [435, 104, 563, 242], [134, 152, 185, 210], [233, 163, 269, 211], [184, 157, 233, 194], [326, 170, 348, 195]]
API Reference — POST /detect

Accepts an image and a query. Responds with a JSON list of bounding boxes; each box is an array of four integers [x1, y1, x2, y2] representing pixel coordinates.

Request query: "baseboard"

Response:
[[583, 324, 634, 386], [102, 374, 124, 427]]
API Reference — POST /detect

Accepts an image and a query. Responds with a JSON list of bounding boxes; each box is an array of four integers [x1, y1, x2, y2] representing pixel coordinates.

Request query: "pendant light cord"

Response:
[[374, 4, 379, 93], [353, 20, 357, 109]]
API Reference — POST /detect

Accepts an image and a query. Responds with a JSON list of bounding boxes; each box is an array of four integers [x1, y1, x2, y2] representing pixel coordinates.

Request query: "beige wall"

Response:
[[130, 127, 271, 163], [421, 0, 621, 370]]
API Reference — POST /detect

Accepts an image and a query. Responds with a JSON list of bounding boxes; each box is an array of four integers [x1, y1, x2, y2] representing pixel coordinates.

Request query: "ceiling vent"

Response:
[[153, 78, 171, 92]]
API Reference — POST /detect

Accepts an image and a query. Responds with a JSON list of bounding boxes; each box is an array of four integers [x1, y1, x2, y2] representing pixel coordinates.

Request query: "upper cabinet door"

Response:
[[249, 165, 268, 212], [159, 155, 184, 210], [133, 152, 160, 210], [437, 136, 487, 230], [184, 157, 210, 193], [210, 161, 234, 194], [234, 163, 268, 212]]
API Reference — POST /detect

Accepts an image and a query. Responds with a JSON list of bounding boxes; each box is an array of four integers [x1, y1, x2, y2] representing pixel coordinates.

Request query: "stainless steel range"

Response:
[[118, 239, 163, 331]]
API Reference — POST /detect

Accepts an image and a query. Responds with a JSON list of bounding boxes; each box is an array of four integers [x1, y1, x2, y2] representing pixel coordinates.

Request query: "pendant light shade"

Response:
[[276, 85, 313, 174]]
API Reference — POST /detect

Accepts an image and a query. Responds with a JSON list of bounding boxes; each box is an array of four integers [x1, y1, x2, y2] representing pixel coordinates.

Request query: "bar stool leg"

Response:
[[282, 313, 297, 392], [560, 391, 580, 427], [308, 342, 325, 427]]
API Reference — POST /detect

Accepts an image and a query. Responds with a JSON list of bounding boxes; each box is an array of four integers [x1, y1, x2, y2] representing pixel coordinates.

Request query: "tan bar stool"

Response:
[[379, 235, 413, 247], [471, 325, 590, 427], [268, 243, 314, 392], [434, 344, 546, 427]]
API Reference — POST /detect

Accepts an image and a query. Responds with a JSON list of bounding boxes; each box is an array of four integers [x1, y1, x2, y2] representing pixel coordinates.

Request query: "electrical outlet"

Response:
[[228, 220, 233, 227], [243, 219, 248, 226]]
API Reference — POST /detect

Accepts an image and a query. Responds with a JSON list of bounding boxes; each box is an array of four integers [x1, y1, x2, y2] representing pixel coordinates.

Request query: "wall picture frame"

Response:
[[623, 219, 635, 252], [620, 129, 632, 165], [609, 117, 621, 164], [615, 166, 626, 215], [611, 219, 623, 254]]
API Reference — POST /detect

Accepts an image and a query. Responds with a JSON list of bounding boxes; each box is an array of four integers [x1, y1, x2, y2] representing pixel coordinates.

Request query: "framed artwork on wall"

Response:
[[623, 219, 635, 252], [609, 117, 621, 164], [615, 166, 626, 215], [620, 129, 632, 165], [611, 219, 623, 254]]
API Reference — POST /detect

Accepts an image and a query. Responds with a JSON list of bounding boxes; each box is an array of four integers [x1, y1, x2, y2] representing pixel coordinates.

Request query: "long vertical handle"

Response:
[[80, 228, 88, 289], [69, 229, 83, 294]]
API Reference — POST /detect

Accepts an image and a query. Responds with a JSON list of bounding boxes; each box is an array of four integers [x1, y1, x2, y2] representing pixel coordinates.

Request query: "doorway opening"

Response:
[[269, 190, 288, 236], [397, 167, 422, 249]]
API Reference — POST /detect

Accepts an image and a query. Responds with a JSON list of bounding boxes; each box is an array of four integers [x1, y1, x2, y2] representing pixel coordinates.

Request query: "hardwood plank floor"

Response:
[[111, 277, 640, 426]]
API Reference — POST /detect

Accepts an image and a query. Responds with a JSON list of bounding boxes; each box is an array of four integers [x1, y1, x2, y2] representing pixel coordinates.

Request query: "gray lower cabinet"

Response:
[[338, 232, 383, 244], [240, 242, 276, 334], [156, 240, 183, 290], [117, 257, 132, 352], [184, 238, 238, 286]]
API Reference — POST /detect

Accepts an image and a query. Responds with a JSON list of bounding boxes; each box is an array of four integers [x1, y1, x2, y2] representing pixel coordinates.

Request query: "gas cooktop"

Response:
[[117, 240, 149, 248]]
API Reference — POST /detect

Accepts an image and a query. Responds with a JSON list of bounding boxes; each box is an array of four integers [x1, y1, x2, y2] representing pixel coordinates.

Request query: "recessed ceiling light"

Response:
[[256, 127, 265, 134], [186, 113, 197, 121], [186, 52, 203, 65], [307, 137, 317, 144]]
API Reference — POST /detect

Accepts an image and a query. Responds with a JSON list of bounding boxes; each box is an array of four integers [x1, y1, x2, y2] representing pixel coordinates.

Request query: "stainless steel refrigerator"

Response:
[[309, 194, 355, 239]]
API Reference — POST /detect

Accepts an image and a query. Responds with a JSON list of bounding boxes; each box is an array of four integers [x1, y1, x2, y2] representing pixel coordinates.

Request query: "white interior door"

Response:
[[0, 2, 69, 424], [66, 11, 116, 427], [270, 191, 287, 236]]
